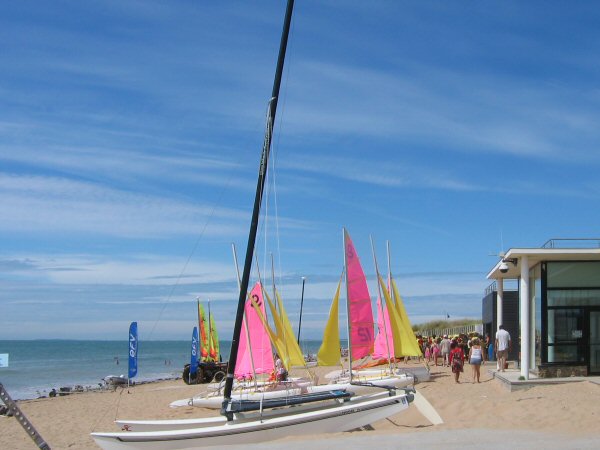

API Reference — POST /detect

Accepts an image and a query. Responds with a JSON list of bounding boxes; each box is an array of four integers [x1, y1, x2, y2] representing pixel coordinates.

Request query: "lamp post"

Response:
[[297, 277, 306, 344]]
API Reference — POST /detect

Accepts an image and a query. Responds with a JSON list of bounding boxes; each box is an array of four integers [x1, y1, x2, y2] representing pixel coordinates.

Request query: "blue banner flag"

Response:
[[190, 326, 199, 377], [128, 322, 138, 379]]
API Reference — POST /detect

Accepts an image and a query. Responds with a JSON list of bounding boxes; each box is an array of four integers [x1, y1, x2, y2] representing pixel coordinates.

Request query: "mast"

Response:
[[342, 228, 353, 382], [297, 276, 306, 345], [231, 243, 258, 389], [387, 241, 392, 297], [370, 235, 393, 370], [207, 298, 212, 361], [222, 0, 295, 417]]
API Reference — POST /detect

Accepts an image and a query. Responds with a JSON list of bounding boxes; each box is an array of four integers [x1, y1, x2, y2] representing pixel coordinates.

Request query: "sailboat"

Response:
[[170, 281, 313, 409], [91, 1, 413, 447], [317, 230, 414, 389], [182, 300, 227, 385]]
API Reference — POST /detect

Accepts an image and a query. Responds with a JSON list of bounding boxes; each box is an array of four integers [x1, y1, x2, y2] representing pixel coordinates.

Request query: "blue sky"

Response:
[[1, 1, 599, 341]]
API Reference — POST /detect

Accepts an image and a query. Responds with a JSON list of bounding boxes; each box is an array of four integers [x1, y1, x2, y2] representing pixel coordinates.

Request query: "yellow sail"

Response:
[[275, 291, 306, 366], [378, 275, 421, 357], [378, 275, 403, 357], [263, 289, 305, 369], [249, 296, 290, 371], [264, 289, 285, 342], [317, 278, 342, 366]]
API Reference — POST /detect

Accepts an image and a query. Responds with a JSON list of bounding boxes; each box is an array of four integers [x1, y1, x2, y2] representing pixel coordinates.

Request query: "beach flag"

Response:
[[190, 326, 199, 378], [128, 322, 138, 379]]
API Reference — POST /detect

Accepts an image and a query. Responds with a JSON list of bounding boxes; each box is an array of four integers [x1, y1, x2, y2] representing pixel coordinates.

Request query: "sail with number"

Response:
[[235, 281, 274, 378], [91, 2, 416, 446], [343, 229, 374, 361]]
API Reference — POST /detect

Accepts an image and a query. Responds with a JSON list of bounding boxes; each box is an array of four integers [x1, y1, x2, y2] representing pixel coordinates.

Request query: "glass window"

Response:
[[547, 308, 585, 363], [547, 290, 600, 307], [547, 345, 584, 363], [547, 262, 600, 288]]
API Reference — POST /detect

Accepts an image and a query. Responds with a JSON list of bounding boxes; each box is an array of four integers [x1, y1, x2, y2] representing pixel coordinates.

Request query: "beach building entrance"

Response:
[[590, 310, 600, 374], [486, 239, 600, 379]]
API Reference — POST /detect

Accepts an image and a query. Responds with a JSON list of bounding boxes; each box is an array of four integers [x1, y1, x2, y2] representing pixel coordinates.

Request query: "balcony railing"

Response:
[[542, 238, 600, 249]]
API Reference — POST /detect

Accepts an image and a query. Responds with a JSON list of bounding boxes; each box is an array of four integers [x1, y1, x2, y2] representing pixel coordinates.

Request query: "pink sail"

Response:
[[235, 282, 274, 379], [344, 229, 374, 361], [372, 295, 394, 360]]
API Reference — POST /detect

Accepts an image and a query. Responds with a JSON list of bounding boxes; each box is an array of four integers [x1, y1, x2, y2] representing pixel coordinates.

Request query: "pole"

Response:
[[342, 228, 353, 383], [370, 235, 393, 371], [222, 0, 295, 418], [231, 243, 257, 389], [297, 277, 306, 344]]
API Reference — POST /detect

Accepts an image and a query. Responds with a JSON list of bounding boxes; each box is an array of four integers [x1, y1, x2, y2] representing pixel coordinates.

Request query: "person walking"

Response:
[[432, 339, 440, 366], [495, 325, 511, 372], [440, 335, 451, 367], [468, 338, 483, 383], [449, 341, 464, 383]]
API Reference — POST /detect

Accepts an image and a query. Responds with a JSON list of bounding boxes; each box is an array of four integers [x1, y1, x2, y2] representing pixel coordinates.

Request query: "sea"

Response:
[[0, 339, 326, 400]]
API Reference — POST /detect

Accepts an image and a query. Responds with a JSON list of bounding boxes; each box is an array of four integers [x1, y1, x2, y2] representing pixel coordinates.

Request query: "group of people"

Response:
[[417, 325, 512, 383]]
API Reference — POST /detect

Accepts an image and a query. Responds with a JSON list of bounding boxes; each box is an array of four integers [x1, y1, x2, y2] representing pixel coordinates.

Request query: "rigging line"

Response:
[[146, 175, 234, 340], [90, 385, 125, 433], [257, 103, 272, 285], [274, 23, 295, 291], [269, 2, 295, 290]]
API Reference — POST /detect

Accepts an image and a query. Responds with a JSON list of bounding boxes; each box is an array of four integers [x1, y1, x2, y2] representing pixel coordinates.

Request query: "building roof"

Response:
[[487, 247, 600, 280]]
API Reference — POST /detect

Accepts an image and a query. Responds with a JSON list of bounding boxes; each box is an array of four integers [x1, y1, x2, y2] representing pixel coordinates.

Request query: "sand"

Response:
[[1, 361, 599, 449]]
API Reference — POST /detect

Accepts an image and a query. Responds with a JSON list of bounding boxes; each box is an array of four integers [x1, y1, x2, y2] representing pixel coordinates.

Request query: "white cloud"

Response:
[[0, 173, 249, 238]]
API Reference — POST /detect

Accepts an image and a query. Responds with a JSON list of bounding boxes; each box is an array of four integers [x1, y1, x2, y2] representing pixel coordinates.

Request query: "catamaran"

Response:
[[317, 230, 417, 388], [169, 280, 316, 409], [91, 1, 415, 447]]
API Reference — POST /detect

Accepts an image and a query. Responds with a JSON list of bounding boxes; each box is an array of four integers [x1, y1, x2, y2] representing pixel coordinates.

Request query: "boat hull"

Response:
[[170, 374, 410, 410], [93, 392, 410, 449]]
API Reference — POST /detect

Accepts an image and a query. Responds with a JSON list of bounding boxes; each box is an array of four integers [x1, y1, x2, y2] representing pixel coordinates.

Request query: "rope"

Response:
[[89, 386, 126, 433]]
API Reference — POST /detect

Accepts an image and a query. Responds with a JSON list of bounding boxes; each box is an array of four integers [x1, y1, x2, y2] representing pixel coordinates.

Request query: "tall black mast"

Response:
[[222, 0, 295, 417]]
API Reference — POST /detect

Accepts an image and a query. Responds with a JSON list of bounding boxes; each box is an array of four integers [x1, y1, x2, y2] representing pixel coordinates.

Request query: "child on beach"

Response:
[[449, 341, 465, 383], [424, 343, 431, 362], [432, 339, 440, 366]]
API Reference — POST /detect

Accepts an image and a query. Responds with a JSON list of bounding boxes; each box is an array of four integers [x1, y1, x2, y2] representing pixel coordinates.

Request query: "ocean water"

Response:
[[0, 339, 325, 400]]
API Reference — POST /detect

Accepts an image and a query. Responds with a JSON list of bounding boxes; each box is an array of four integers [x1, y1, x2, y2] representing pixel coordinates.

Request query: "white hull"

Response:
[[324, 367, 413, 379], [324, 372, 413, 390], [172, 387, 303, 409], [169, 374, 409, 410], [93, 391, 410, 449], [203, 376, 309, 392], [104, 375, 128, 386], [119, 395, 346, 432], [170, 378, 313, 409]]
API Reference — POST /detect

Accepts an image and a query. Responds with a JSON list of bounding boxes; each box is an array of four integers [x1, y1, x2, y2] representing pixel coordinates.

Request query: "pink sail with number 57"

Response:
[[343, 229, 374, 361]]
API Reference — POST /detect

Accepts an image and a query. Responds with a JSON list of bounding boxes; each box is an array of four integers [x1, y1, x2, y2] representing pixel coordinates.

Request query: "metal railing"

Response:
[[542, 238, 600, 249], [417, 324, 484, 338]]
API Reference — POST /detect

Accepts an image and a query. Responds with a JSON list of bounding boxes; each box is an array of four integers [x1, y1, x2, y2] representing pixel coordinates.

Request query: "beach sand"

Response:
[[1, 361, 599, 449]]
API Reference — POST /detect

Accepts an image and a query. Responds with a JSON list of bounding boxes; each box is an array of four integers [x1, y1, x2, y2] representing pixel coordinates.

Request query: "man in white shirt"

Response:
[[495, 325, 511, 372], [439, 335, 451, 367]]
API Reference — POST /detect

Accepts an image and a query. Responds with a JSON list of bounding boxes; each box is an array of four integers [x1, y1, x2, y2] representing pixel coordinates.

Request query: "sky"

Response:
[[1, 1, 599, 341]]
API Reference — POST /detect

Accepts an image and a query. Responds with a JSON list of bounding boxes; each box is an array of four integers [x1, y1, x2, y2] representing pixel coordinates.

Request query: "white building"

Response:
[[486, 239, 600, 379]]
